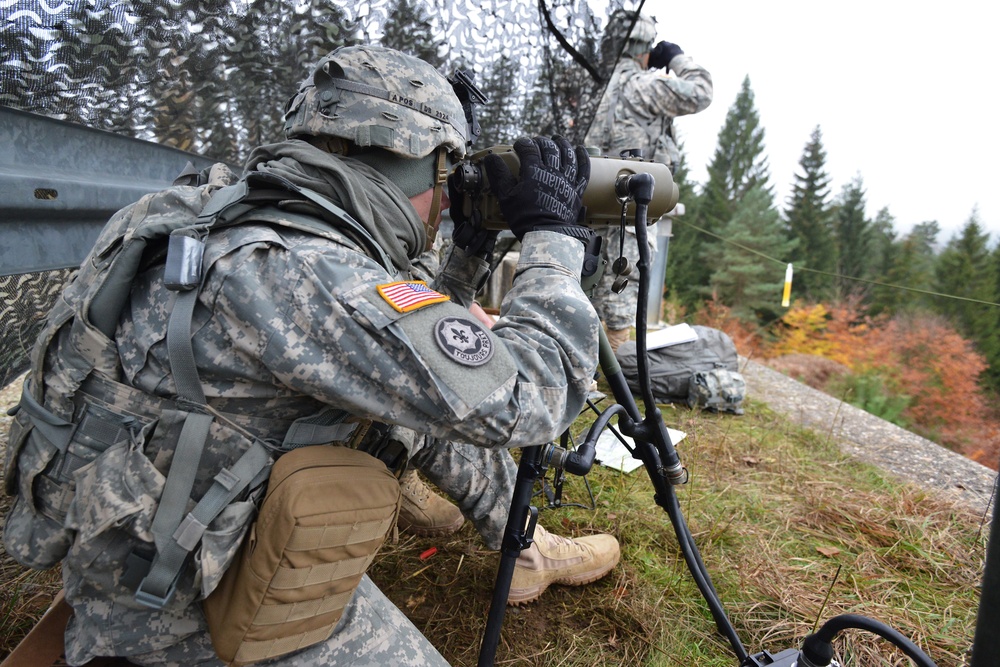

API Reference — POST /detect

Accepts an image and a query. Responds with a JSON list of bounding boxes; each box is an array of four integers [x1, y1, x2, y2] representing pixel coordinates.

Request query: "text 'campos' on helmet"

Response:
[[283, 45, 468, 160]]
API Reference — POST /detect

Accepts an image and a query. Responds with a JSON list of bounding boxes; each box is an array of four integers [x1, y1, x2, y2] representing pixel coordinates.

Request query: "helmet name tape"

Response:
[[331, 79, 465, 138]]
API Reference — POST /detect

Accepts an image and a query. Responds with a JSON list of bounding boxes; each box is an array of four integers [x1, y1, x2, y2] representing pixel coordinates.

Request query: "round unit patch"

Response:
[[434, 317, 495, 366]]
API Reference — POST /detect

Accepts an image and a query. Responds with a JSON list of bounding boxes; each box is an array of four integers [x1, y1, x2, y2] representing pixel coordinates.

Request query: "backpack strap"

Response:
[[135, 437, 272, 609], [166, 289, 208, 404], [133, 172, 391, 609]]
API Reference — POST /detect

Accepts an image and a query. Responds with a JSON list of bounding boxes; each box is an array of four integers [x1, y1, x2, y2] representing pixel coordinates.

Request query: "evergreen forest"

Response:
[[664, 76, 1000, 469]]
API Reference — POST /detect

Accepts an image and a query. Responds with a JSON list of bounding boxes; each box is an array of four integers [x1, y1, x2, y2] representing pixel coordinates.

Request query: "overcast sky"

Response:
[[639, 0, 998, 245]]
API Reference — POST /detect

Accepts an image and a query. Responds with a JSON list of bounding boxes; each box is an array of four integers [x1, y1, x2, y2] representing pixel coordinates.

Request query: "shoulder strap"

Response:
[[136, 173, 392, 609], [162, 171, 397, 405], [136, 436, 273, 609]]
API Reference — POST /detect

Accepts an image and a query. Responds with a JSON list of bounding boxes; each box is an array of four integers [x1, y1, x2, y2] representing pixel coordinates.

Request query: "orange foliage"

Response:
[[765, 302, 1000, 468], [963, 427, 1000, 470], [692, 296, 763, 359], [768, 298, 870, 368], [851, 314, 997, 455]]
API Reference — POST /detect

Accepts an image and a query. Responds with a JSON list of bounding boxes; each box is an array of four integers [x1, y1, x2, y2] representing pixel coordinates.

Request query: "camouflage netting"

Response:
[[0, 0, 646, 387]]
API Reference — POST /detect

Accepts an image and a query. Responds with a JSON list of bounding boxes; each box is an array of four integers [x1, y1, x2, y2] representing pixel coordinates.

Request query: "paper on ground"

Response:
[[594, 427, 687, 473], [645, 323, 698, 350]]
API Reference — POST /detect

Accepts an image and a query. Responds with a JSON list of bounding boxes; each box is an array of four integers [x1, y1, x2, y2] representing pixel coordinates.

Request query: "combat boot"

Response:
[[507, 524, 620, 605], [397, 468, 465, 537]]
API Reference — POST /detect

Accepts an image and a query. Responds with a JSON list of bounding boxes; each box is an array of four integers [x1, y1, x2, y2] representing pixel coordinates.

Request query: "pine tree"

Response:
[[867, 207, 900, 314], [784, 126, 835, 300], [672, 75, 772, 305], [833, 175, 874, 301], [934, 209, 1000, 387], [702, 185, 797, 322], [663, 146, 699, 301], [882, 221, 940, 314], [703, 75, 772, 211], [381, 0, 444, 69]]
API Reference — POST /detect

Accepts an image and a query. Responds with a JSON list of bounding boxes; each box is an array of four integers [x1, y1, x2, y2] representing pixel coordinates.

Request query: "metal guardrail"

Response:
[[0, 107, 221, 387], [0, 106, 219, 276]]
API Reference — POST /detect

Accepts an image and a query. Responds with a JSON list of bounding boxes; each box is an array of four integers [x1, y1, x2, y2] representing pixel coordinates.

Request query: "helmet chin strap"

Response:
[[424, 147, 449, 252]]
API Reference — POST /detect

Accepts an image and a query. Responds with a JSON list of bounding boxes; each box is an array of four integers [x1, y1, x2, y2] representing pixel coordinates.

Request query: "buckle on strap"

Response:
[[135, 572, 181, 610]]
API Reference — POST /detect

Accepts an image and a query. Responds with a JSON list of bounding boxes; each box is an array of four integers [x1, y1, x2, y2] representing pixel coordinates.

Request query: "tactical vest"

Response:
[[3, 163, 403, 618]]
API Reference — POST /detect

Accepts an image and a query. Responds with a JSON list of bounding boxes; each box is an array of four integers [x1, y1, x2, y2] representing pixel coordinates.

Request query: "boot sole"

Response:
[[506, 552, 621, 606]]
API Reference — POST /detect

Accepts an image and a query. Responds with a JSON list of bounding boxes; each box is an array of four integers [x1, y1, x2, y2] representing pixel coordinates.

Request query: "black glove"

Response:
[[448, 168, 497, 258], [648, 41, 683, 70], [482, 135, 592, 243]]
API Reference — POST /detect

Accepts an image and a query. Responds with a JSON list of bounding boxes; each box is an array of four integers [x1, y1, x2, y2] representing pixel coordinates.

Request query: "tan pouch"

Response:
[[203, 445, 400, 666]]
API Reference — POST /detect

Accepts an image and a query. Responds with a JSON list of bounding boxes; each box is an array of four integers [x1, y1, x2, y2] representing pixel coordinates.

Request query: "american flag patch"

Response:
[[377, 280, 450, 313]]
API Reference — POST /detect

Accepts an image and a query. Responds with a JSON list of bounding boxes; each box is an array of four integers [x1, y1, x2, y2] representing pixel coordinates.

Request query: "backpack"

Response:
[[3, 163, 401, 660], [614, 325, 746, 414]]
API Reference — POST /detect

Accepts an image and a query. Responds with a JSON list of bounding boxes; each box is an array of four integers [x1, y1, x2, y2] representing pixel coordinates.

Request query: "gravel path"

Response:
[[740, 357, 998, 518]]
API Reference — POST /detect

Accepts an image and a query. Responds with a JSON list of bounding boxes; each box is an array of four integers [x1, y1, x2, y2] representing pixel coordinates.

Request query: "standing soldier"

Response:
[[585, 10, 713, 351]]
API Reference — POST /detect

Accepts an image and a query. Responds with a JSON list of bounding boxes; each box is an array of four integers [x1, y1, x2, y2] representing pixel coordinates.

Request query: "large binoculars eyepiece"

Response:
[[450, 145, 680, 230]]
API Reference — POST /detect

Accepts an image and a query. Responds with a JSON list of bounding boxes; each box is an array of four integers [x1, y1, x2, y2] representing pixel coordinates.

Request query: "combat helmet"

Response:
[[284, 45, 468, 249], [284, 45, 467, 161], [604, 10, 657, 61]]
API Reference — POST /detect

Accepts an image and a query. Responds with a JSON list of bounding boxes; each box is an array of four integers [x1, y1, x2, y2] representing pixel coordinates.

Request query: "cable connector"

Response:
[[740, 648, 800, 667]]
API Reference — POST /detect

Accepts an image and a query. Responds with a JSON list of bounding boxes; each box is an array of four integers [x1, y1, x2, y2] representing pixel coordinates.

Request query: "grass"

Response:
[[0, 378, 988, 665], [369, 395, 986, 667]]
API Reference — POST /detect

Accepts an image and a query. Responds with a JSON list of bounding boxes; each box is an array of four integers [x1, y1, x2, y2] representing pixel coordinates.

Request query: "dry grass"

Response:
[[0, 375, 987, 666], [370, 397, 985, 667]]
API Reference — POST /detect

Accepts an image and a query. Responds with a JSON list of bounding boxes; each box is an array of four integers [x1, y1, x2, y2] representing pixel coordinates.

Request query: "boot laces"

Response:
[[401, 470, 431, 503], [536, 526, 584, 554]]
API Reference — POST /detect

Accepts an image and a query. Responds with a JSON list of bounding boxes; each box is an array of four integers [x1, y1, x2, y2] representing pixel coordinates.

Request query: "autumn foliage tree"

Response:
[[768, 300, 869, 367], [767, 306, 999, 467], [852, 314, 994, 452]]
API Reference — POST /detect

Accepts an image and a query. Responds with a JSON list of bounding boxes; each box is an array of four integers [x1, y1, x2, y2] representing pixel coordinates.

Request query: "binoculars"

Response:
[[451, 145, 680, 229]]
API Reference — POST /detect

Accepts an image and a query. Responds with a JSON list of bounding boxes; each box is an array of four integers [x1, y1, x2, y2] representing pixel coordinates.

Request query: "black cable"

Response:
[[619, 179, 747, 662], [801, 613, 938, 667]]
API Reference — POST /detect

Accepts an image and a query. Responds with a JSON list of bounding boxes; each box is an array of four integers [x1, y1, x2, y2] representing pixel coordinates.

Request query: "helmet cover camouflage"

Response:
[[606, 10, 658, 59], [284, 45, 468, 160]]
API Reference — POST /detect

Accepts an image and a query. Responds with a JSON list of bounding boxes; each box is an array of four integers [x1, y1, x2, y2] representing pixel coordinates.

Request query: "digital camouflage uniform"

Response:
[[5, 44, 600, 667], [56, 141, 599, 666], [406, 241, 517, 548], [584, 54, 713, 330]]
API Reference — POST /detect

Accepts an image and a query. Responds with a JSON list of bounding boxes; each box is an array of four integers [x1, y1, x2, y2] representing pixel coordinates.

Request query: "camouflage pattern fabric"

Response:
[[124, 576, 449, 667], [406, 239, 517, 551], [284, 46, 468, 161], [584, 54, 713, 171], [584, 53, 712, 330], [62, 155, 600, 663], [687, 369, 746, 415]]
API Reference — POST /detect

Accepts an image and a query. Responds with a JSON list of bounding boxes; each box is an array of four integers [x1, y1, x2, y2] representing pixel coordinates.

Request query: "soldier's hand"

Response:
[[448, 168, 497, 258], [648, 41, 684, 70], [482, 135, 592, 244]]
